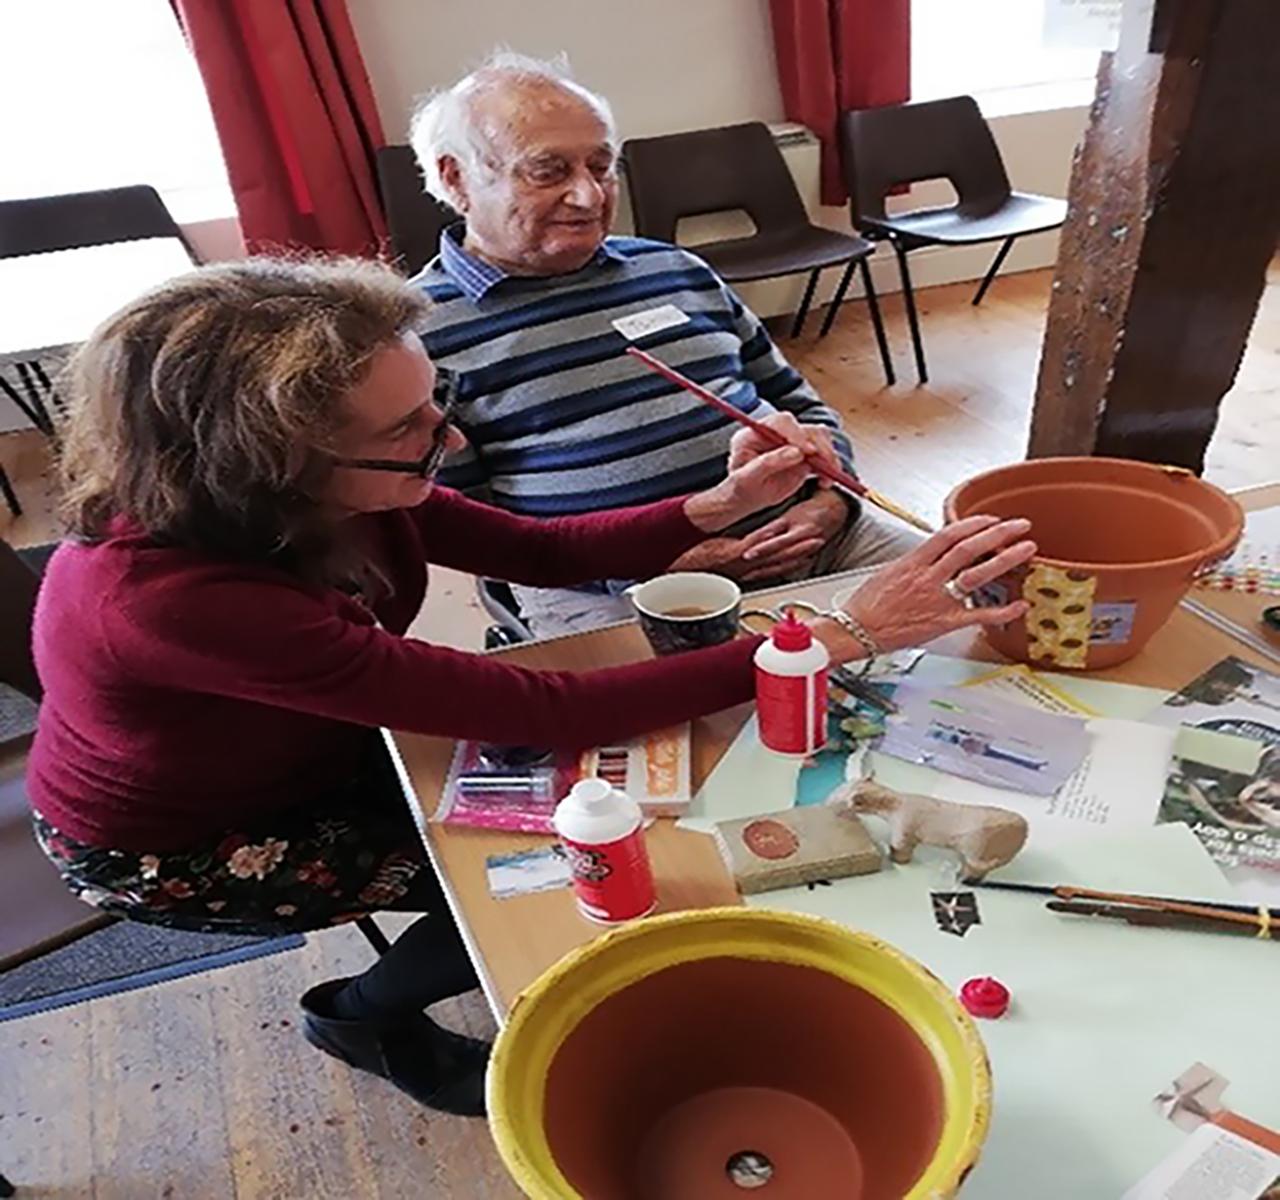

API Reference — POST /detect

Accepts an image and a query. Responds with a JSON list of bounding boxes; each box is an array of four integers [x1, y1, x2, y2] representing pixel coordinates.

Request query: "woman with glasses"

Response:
[[27, 258, 1034, 1116]]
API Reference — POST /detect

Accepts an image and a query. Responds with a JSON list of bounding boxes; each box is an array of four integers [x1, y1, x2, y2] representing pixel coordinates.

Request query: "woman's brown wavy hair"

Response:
[[58, 256, 429, 579]]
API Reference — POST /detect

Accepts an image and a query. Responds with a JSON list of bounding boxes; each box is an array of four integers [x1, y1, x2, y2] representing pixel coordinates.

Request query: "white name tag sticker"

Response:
[[611, 304, 691, 341]]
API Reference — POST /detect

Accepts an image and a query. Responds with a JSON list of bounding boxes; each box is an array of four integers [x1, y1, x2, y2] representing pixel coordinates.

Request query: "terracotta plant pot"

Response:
[[944, 457, 1243, 670], [487, 908, 991, 1199]]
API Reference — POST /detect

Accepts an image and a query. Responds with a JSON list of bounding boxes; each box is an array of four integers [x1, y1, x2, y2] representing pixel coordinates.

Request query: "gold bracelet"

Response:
[[824, 608, 881, 675]]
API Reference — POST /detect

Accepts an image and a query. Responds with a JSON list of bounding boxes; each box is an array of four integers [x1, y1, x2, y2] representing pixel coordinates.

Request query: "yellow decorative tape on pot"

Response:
[[1022, 563, 1097, 669], [487, 907, 992, 1199]]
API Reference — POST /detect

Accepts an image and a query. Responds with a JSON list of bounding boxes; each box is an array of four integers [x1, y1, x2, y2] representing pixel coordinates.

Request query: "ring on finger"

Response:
[[943, 577, 976, 609]]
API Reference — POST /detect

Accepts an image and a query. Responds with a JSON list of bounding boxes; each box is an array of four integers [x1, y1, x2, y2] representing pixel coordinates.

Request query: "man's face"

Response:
[[445, 85, 618, 276]]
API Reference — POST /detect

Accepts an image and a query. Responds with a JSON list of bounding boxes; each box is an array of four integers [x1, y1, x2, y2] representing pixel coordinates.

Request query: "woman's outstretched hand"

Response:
[[809, 515, 1036, 662]]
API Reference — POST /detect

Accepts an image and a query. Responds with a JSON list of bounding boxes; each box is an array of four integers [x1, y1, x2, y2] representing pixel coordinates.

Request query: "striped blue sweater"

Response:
[[414, 232, 854, 519]]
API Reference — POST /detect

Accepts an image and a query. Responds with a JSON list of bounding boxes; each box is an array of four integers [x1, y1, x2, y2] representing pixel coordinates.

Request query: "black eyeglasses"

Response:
[[333, 368, 459, 479]]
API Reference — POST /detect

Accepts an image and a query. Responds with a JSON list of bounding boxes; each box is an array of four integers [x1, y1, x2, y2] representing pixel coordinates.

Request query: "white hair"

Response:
[[409, 50, 617, 208]]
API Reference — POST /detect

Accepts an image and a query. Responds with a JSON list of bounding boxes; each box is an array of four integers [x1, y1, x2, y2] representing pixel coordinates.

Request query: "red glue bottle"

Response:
[[553, 778, 657, 924], [754, 614, 830, 757]]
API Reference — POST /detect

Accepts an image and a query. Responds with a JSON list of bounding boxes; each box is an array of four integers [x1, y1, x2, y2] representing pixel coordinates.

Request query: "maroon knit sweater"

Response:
[[28, 489, 759, 850]]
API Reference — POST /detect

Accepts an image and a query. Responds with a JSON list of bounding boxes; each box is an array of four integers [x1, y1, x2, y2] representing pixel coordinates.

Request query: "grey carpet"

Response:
[[16, 542, 56, 577], [0, 542, 54, 743], [0, 920, 304, 1021], [0, 687, 36, 744]]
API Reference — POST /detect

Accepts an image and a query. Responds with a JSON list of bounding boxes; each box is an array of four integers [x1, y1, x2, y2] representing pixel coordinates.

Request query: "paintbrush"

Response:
[[624, 346, 935, 534], [974, 879, 1280, 921], [1047, 899, 1276, 940]]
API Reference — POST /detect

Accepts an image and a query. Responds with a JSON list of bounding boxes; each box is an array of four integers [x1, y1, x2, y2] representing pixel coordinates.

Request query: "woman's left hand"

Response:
[[683, 443, 813, 533]]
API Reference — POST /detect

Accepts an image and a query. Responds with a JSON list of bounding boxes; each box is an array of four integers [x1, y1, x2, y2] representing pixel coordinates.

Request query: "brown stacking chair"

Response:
[[623, 122, 895, 384], [841, 96, 1067, 383], [375, 144, 460, 277]]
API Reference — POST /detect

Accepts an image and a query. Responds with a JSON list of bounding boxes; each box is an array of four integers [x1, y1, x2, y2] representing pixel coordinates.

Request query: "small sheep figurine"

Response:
[[835, 778, 1029, 881]]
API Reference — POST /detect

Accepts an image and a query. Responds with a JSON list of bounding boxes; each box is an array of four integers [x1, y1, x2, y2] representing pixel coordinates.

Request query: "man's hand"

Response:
[[666, 536, 753, 578], [727, 412, 844, 480], [735, 491, 851, 582], [682, 444, 810, 533]]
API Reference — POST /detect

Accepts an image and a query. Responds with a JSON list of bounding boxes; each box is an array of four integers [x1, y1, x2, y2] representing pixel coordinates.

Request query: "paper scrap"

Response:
[[485, 846, 571, 900], [878, 683, 1091, 796], [1157, 727, 1280, 904], [1121, 1123, 1280, 1200], [1043, 0, 1122, 51], [931, 891, 981, 938], [963, 664, 1100, 716], [1154, 1063, 1231, 1134], [1152, 657, 1280, 744]]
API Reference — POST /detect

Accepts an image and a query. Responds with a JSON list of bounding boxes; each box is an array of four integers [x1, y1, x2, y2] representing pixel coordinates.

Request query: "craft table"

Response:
[[389, 482, 1280, 1196]]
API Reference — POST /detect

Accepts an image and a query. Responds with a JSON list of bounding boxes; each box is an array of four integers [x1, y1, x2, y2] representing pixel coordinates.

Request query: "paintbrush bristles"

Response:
[[864, 488, 936, 534]]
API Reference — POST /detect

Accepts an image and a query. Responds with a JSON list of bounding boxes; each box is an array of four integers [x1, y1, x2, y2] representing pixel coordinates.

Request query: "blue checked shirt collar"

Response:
[[437, 223, 625, 302]]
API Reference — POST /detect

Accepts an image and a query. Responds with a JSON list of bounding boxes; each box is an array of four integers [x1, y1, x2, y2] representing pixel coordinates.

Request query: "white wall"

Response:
[[346, 0, 1087, 319], [347, 0, 785, 145]]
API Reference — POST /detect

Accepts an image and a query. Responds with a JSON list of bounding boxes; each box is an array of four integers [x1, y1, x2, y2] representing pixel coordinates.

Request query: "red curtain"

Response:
[[769, 0, 910, 206], [173, 0, 388, 256]]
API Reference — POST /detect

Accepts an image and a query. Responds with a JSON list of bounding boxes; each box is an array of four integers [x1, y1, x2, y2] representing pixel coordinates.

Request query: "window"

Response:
[[0, 0, 233, 223], [912, 0, 1109, 114]]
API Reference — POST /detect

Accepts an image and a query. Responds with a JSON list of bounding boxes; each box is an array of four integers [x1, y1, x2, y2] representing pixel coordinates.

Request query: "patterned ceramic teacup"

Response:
[[627, 572, 742, 656]]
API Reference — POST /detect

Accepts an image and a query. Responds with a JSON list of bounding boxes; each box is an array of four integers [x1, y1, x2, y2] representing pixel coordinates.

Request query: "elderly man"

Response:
[[411, 52, 918, 636]]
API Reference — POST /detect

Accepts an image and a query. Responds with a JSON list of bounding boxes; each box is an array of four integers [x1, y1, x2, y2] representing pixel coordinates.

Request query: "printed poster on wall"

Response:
[[1043, 0, 1123, 50]]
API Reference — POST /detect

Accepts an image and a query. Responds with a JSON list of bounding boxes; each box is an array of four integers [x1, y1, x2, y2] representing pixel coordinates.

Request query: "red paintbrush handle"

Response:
[[624, 346, 868, 499]]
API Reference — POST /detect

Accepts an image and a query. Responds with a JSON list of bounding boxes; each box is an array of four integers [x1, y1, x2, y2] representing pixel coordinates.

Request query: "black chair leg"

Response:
[[355, 914, 392, 956], [858, 257, 896, 387], [0, 465, 20, 519], [13, 364, 56, 437], [0, 373, 53, 438], [29, 360, 64, 418], [972, 237, 1015, 306], [790, 268, 821, 338], [892, 239, 928, 385], [818, 258, 857, 338], [0, 1168, 15, 1196]]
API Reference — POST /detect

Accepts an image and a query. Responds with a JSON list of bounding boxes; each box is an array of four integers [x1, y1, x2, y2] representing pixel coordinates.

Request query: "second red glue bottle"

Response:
[[754, 614, 830, 757], [553, 778, 656, 924]]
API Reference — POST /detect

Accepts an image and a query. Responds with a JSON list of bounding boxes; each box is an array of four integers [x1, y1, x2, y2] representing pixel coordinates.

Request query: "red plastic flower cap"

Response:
[[771, 614, 813, 652], [959, 976, 1010, 1019]]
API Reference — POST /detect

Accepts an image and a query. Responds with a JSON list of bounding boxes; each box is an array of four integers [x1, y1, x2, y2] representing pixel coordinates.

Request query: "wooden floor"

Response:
[[2, 265, 1278, 1198]]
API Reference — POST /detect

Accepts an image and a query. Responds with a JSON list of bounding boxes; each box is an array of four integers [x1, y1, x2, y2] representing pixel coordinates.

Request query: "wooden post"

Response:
[[1028, 0, 1280, 470]]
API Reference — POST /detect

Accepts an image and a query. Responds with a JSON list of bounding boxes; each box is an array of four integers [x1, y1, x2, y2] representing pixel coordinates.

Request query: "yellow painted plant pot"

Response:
[[487, 908, 992, 1199]]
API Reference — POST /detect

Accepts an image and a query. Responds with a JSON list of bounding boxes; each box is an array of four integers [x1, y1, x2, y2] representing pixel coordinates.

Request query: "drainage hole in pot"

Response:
[[727, 1150, 774, 1189]]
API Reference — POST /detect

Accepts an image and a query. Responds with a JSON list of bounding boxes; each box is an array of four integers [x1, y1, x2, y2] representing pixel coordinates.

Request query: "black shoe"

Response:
[[300, 979, 489, 1117]]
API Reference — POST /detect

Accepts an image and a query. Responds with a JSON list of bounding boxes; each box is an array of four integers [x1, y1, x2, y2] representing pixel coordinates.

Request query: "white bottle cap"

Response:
[[569, 778, 613, 808], [554, 777, 641, 846]]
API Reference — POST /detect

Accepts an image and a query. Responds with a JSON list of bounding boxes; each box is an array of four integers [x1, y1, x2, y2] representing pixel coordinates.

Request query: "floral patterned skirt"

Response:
[[33, 745, 442, 936]]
